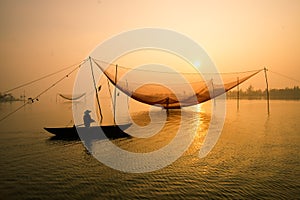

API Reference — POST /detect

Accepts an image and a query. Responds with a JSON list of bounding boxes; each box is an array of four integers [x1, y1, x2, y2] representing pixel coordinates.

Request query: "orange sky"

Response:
[[1, 0, 299, 95]]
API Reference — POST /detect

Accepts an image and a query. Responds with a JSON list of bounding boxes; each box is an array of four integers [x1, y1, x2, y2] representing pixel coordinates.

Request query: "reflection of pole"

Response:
[[126, 79, 129, 110], [264, 67, 270, 115], [211, 78, 216, 106], [89, 57, 103, 124], [23, 90, 26, 103], [113, 64, 118, 125], [166, 97, 169, 115], [237, 77, 239, 111]]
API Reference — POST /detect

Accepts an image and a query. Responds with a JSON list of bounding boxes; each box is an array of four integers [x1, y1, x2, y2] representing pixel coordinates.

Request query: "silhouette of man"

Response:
[[83, 110, 95, 128]]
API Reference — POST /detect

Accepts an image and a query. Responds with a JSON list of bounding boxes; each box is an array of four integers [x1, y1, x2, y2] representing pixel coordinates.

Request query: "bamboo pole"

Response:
[[264, 67, 270, 115], [237, 77, 239, 111], [89, 57, 103, 124], [211, 78, 216, 106], [113, 64, 118, 125]]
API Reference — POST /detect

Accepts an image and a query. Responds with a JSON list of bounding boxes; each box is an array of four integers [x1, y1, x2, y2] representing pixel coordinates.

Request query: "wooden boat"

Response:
[[44, 123, 132, 140]]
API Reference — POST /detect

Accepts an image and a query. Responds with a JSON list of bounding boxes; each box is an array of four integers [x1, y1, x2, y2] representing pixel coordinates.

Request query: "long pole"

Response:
[[89, 57, 103, 124], [113, 64, 118, 125], [211, 78, 216, 106], [237, 77, 239, 111], [264, 67, 270, 115], [23, 90, 26, 103]]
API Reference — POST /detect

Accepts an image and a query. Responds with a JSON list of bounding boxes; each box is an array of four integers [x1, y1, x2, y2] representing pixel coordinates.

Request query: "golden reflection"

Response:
[[91, 105, 211, 157]]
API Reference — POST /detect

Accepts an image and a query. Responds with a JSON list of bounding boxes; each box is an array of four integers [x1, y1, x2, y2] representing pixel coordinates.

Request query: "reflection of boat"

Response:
[[44, 124, 132, 139]]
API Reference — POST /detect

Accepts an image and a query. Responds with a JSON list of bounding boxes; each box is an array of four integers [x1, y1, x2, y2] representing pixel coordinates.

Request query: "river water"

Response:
[[0, 99, 299, 199]]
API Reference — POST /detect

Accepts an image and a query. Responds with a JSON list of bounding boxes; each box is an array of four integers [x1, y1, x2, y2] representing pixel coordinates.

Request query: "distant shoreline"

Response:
[[227, 86, 300, 100], [226, 96, 300, 100], [1, 86, 299, 102], [0, 93, 20, 102]]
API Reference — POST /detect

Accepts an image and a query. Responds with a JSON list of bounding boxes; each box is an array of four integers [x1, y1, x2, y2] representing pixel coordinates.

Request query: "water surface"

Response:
[[0, 100, 299, 199]]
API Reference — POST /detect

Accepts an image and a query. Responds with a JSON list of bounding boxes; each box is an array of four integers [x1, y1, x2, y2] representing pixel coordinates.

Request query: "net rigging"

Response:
[[1, 56, 288, 122]]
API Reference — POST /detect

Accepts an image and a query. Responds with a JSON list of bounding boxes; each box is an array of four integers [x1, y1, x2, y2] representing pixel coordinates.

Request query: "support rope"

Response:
[[92, 57, 262, 75], [0, 61, 84, 123], [2, 59, 87, 94], [89, 57, 103, 124], [113, 64, 118, 125], [268, 70, 300, 83], [107, 79, 114, 106]]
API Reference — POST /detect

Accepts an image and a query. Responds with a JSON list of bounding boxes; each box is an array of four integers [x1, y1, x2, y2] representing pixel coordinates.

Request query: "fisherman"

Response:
[[83, 110, 95, 128]]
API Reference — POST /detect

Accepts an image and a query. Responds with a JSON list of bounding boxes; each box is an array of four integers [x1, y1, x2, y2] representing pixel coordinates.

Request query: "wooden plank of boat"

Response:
[[44, 123, 132, 139]]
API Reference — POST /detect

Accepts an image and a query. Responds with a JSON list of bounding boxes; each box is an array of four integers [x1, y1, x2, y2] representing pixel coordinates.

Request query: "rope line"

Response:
[[269, 70, 300, 83], [93, 58, 297, 84], [3, 59, 87, 94], [107, 79, 114, 105], [33, 66, 81, 101], [89, 57, 103, 124], [0, 102, 30, 123], [92, 57, 263, 75], [0, 61, 84, 123]]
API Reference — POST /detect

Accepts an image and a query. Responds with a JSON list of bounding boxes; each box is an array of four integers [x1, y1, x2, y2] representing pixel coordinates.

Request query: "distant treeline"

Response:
[[227, 86, 300, 100], [0, 93, 19, 102], [1, 86, 300, 102]]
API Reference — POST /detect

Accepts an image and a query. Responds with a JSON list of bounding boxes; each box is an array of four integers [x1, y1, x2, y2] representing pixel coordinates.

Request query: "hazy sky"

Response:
[[1, 0, 299, 94]]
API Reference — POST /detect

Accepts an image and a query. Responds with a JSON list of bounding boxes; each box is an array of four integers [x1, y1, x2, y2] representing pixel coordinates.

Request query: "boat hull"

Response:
[[44, 124, 131, 140]]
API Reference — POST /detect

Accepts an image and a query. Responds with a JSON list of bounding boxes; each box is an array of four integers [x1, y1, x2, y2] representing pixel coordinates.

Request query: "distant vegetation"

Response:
[[227, 86, 300, 100], [1, 86, 300, 102], [0, 93, 20, 102]]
